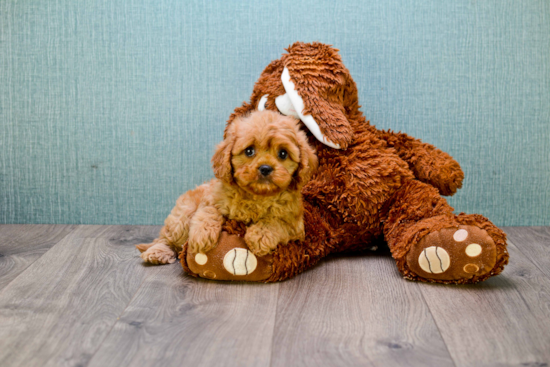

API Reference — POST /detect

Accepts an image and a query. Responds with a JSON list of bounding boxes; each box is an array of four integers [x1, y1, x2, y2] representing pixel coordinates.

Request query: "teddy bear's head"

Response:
[[227, 42, 365, 150]]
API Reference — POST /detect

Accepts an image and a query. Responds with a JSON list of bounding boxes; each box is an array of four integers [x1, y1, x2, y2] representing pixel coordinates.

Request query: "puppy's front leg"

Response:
[[188, 204, 223, 254], [245, 215, 305, 257], [244, 221, 285, 257]]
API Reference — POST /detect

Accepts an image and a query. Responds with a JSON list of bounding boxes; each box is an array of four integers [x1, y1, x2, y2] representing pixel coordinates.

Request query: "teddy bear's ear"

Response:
[[280, 66, 354, 150], [212, 124, 236, 184], [280, 42, 357, 150]]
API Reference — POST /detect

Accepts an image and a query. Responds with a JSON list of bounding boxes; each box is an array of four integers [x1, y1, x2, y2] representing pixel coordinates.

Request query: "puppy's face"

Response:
[[212, 110, 317, 196], [231, 125, 299, 196]]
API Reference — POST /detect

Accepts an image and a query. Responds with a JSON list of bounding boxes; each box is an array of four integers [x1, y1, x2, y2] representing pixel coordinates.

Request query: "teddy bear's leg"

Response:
[[181, 202, 336, 282], [383, 180, 509, 284]]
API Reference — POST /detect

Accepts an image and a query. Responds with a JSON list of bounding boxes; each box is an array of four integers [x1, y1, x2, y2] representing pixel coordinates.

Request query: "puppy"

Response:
[[137, 110, 318, 264]]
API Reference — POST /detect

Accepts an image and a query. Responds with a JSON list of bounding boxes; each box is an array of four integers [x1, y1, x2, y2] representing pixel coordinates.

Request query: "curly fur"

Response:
[[137, 110, 317, 263], [181, 42, 508, 284]]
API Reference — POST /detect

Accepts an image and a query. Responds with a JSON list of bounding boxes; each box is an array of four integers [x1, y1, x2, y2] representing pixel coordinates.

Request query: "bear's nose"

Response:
[[259, 165, 273, 176]]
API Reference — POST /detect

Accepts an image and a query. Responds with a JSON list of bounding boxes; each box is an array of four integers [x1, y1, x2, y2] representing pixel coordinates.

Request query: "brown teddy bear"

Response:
[[180, 42, 509, 284]]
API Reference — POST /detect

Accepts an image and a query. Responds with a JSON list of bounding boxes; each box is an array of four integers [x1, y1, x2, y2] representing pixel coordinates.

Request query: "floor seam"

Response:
[[417, 284, 458, 367], [84, 263, 160, 367], [0, 224, 78, 298], [268, 283, 281, 367]]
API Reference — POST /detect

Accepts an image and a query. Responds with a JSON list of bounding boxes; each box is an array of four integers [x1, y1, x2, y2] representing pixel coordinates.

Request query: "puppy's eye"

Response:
[[278, 149, 288, 160], [245, 146, 255, 157]]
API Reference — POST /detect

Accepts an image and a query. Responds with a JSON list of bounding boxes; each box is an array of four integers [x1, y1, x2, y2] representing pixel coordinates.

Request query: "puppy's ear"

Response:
[[291, 130, 318, 191], [212, 125, 236, 184]]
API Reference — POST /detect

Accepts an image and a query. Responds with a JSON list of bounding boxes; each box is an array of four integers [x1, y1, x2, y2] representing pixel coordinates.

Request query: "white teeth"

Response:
[[257, 94, 269, 111], [280, 67, 341, 149]]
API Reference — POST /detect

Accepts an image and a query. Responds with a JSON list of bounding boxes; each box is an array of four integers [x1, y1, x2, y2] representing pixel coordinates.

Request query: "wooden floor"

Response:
[[0, 226, 549, 367]]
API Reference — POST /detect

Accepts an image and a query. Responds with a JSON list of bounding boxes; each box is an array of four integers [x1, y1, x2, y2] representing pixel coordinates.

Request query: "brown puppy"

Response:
[[137, 110, 318, 264]]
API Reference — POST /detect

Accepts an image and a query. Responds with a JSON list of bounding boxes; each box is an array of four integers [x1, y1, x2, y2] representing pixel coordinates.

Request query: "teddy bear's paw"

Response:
[[405, 225, 497, 281], [184, 231, 274, 281], [140, 244, 177, 265]]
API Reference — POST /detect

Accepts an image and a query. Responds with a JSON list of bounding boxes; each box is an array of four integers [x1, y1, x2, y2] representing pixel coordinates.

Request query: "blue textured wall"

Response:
[[1, 0, 549, 226]]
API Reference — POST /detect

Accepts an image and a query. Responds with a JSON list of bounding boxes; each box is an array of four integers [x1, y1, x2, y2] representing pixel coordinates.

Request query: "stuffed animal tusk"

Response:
[[280, 67, 341, 149], [257, 94, 269, 111], [275, 93, 299, 118]]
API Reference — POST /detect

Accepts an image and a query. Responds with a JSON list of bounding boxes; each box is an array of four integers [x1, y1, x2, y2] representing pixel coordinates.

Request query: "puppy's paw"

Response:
[[244, 227, 279, 257], [188, 225, 221, 254], [135, 243, 154, 253], [140, 244, 177, 265]]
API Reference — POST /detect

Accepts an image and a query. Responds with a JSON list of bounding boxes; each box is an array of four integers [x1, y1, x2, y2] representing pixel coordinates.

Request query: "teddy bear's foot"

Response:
[[404, 221, 507, 283], [402, 214, 509, 284], [182, 231, 274, 281]]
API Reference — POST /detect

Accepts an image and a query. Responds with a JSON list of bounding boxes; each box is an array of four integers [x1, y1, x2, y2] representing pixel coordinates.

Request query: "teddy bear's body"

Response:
[[181, 42, 509, 284]]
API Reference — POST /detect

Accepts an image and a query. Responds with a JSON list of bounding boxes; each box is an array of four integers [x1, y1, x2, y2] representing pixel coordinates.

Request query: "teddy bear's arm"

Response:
[[376, 130, 464, 196]]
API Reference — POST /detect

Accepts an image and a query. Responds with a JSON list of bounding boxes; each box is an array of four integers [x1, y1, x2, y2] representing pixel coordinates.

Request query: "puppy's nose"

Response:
[[259, 165, 273, 176]]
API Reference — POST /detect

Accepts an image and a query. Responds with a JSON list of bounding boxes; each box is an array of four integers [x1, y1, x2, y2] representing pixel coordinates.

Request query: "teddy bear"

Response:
[[180, 42, 509, 284]]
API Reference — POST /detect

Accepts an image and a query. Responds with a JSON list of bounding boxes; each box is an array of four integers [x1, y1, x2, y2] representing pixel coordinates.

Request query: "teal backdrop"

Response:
[[1, 0, 549, 226]]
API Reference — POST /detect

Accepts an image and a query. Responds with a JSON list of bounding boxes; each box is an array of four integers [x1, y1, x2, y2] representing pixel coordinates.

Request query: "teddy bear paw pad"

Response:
[[223, 248, 257, 276], [194, 253, 208, 265], [406, 225, 497, 281]]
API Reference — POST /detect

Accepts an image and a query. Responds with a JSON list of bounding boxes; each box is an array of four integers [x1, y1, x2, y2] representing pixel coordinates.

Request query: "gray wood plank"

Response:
[[504, 227, 550, 278], [88, 263, 279, 367], [418, 239, 550, 367], [0, 224, 75, 292], [270, 251, 455, 367], [0, 225, 160, 367], [2, 225, 548, 367]]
